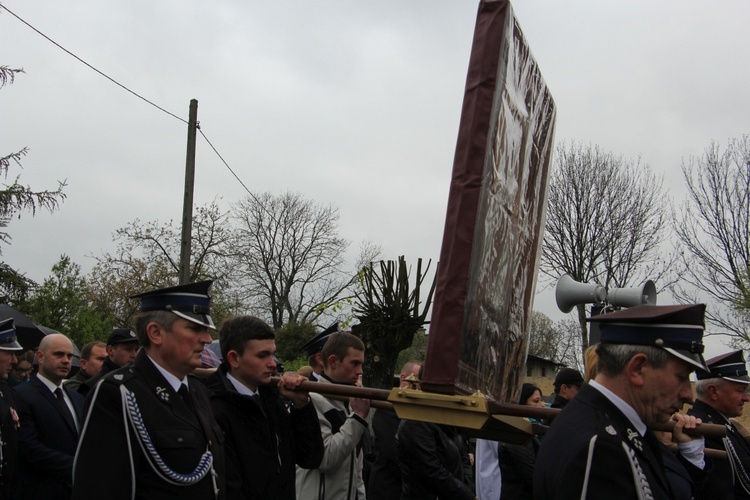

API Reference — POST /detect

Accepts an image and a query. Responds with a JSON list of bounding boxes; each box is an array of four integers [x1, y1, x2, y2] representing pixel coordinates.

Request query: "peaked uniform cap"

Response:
[[588, 303, 707, 371], [0, 318, 23, 351], [130, 280, 215, 329], [107, 327, 139, 346], [696, 349, 750, 384], [301, 322, 338, 356]]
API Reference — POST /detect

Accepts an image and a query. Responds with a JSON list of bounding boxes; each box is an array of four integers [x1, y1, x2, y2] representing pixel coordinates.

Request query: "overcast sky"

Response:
[[2, 1, 750, 357]]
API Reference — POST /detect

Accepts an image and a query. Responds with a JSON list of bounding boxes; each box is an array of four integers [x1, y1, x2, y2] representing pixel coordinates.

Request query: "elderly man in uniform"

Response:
[[0, 319, 22, 500], [72, 281, 225, 500], [688, 350, 750, 499], [535, 304, 710, 500]]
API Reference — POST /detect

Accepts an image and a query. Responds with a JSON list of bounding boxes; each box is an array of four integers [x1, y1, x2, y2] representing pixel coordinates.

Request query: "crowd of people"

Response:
[[0, 283, 749, 499]]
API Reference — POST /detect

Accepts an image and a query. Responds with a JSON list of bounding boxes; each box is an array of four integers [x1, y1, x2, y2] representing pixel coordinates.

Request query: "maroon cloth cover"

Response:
[[421, 0, 556, 403]]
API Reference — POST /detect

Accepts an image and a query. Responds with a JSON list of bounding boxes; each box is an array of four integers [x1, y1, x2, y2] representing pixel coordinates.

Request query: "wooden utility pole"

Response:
[[179, 99, 198, 285]]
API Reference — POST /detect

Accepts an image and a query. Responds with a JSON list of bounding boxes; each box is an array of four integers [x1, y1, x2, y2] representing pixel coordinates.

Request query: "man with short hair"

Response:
[[535, 304, 709, 500], [72, 281, 226, 500], [688, 350, 750, 499], [297, 332, 371, 500], [0, 319, 23, 499], [64, 341, 106, 392], [15, 334, 84, 500], [206, 315, 323, 499], [551, 367, 584, 409], [78, 328, 139, 396], [368, 360, 421, 500]]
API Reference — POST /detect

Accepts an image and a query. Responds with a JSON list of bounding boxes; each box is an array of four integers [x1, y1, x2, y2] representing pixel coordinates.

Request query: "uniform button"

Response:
[[177, 437, 184, 443]]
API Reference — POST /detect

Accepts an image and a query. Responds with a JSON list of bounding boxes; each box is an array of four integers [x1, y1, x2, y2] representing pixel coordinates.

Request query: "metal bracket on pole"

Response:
[[388, 388, 533, 443]]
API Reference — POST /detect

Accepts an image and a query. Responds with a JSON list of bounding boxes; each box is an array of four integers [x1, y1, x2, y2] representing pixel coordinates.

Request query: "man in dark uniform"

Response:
[[72, 281, 225, 500], [78, 328, 139, 396], [299, 322, 338, 381], [550, 367, 583, 409], [688, 350, 750, 499], [0, 319, 22, 500], [535, 304, 710, 500]]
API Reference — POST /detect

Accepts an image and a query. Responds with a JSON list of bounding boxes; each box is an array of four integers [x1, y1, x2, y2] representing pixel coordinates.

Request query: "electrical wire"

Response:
[[0, 2, 255, 198]]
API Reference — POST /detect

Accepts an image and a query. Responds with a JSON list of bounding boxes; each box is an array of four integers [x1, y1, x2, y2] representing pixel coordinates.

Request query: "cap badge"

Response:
[[156, 386, 170, 402]]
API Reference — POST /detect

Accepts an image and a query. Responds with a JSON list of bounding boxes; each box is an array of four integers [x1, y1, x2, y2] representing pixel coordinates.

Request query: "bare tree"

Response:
[[88, 201, 237, 326], [540, 142, 678, 358], [231, 191, 363, 328], [672, 136, 750, 343]]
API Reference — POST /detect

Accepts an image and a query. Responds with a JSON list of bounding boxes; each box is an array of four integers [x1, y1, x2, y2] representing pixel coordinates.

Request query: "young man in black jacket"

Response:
[[207, 316, 324, 500]]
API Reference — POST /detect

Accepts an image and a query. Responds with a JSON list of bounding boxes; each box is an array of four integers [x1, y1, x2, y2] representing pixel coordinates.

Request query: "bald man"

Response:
[[15, 334, 84, 500]]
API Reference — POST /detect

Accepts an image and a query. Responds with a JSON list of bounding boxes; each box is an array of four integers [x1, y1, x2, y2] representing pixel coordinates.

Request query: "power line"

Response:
[[1, 2, 255, 198]]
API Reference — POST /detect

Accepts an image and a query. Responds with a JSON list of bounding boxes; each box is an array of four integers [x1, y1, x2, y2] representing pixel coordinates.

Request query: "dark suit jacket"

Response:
[[15, 375, 84, 500], [535, 383, 683, 500], [72, 349, 225, 500], [688, 399, 750, 499]]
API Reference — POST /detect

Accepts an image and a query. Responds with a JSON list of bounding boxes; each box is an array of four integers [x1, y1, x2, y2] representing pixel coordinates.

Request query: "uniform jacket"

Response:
[[71, 349, 226, 500], [296, 375, 368, 500], [396, 420, 475, 500], [534, 383, 699, 500], [15, 375, 84, 500], [206, 365, 323, 500], [78, 356, 119, 397], [0, 380, 19, 500], [688, 399, 750, 499]]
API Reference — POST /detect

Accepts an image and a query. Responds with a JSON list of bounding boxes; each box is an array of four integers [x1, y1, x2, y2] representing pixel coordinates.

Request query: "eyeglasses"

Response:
[[14, 367, 32, 374]]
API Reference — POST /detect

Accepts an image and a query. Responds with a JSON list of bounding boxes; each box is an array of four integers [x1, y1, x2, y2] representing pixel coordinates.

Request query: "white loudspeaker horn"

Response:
[[555, 274, 607, 313], [607, 280, 657, 308]]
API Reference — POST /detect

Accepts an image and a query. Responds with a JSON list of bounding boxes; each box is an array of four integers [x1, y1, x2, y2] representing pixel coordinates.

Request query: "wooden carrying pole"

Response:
[[270, 378, 726, 440]]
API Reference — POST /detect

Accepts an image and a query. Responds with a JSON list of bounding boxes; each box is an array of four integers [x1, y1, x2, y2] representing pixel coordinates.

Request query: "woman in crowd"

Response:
[[496, 382, 544, 499]]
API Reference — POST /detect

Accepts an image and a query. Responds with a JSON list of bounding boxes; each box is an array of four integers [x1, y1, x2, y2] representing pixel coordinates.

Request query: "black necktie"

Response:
[[178, 384, 194, 413], [54, 387, 77, 432]]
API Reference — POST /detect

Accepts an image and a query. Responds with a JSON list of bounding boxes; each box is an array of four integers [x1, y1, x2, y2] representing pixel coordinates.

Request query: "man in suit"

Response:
[[72, 281, 225, 500], [15, 333, 84, 500], [688, 350, 750, 499], [0, 319, 23, 500], [535, 304, 710, 500]]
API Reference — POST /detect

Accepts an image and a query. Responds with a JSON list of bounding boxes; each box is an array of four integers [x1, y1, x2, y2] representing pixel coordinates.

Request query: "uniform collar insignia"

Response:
[[114, 374, 124, 381], [156, 386, 170, 402], [605, 425, 617, 435], [627, 428, 643, 451]]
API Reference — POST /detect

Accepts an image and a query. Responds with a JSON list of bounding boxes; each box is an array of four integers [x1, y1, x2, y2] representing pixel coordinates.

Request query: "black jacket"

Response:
[[0, 380, 19, 500], [72, 350, 226, 500], [498, 435, 540, 498], [535, 383, 705, 500], [396, 421, 474, 500], [368, 409, 403, 500], [15, 375, 84, 500], [78, 356, 119, 397], [688, 399, 750, 499], [206, 365, 324, 500]]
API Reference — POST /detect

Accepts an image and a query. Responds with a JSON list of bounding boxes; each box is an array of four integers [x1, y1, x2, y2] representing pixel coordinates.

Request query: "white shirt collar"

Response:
[[589, 379, 647, 435], [36, 373, 61, 393], [227, 373, 259, 397], [146, 353, 187, 392]]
